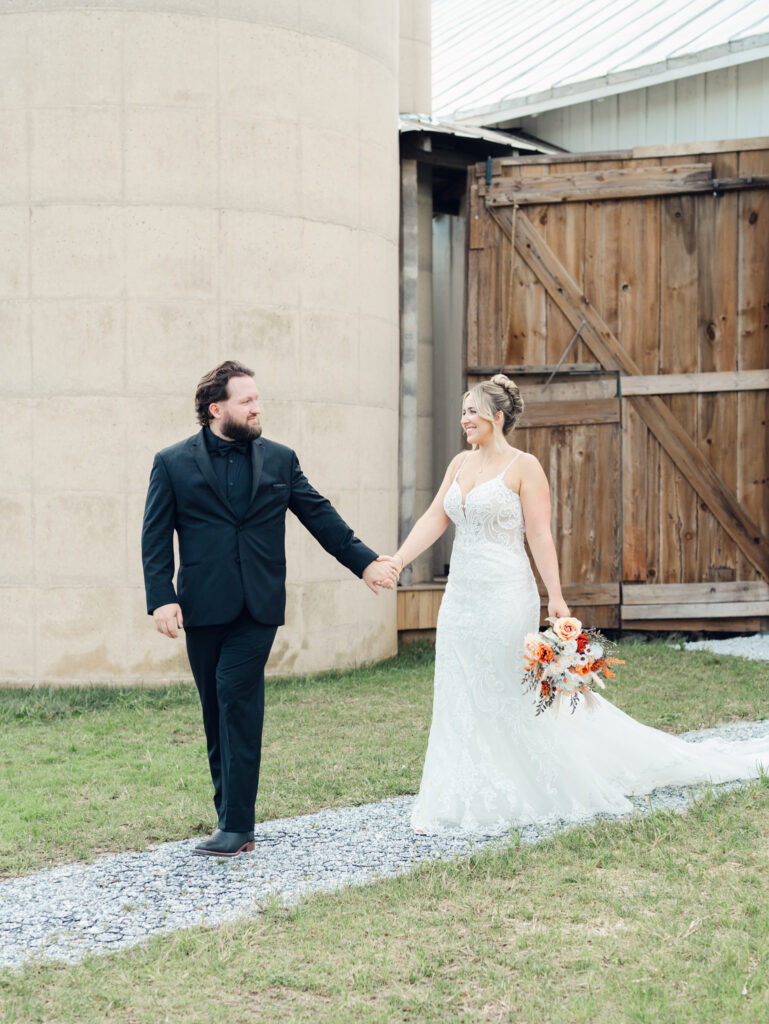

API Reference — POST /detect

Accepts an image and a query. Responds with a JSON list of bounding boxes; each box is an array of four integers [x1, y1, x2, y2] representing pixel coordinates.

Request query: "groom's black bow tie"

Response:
[[210, 437, 251, 457]]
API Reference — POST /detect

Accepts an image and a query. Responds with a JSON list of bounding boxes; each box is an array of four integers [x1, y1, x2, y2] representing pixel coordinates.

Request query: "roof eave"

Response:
[[398, 113, 559, 152]]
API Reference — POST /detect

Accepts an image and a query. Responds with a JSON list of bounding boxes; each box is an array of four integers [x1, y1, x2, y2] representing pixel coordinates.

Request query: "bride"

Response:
[[387, 374, 769, 834]]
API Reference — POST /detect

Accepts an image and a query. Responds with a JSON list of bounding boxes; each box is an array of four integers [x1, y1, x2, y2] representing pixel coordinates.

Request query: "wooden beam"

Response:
[[623, 581, 769, 604], [487, 206, 769, 581], [490, 150, 637, 169], [397, 583, 621, 632], [487, 175, 769, 204], [622, 617, 768, 633], [520, 379, 617, 402], [620, 369, 769, 396], [632, 137, 769, 159], [519, 398, 619, 427], [486, 174, 769, 206], [467, 363, 605, 375], [486, 138, 769, 170], [482, 164, 714, 205], [538, 582, 619, 605], [622, 601, 769, 620]]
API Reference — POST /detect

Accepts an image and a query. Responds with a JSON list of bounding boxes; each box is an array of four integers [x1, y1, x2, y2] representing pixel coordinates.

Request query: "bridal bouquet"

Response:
[[523, 617, 624, 715]]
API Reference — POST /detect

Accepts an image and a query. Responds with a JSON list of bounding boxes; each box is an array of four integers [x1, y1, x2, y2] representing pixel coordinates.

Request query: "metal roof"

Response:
[[433, 0, 769, 125], [398, 113, 563, 152]]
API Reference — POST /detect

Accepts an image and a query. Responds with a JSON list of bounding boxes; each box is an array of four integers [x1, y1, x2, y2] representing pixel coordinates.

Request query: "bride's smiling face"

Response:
[[461, 396, 494, 446]]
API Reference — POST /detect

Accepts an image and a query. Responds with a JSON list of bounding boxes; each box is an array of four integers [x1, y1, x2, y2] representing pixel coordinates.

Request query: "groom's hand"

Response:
[[153, 603, 184, 638], [362, 558, 399, 594]]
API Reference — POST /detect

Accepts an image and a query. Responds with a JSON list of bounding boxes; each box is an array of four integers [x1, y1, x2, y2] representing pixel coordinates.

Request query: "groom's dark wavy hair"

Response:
[[195, 360, 255, 426]]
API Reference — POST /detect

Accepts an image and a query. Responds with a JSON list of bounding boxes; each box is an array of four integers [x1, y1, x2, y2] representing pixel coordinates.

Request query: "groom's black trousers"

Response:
[[185, 608, 278, 832]]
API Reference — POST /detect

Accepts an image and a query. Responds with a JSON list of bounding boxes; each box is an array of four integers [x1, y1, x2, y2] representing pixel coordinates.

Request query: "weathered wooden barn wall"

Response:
[[399, 138, 769, 635]]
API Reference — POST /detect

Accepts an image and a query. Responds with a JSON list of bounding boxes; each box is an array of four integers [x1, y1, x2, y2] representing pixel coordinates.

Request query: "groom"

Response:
[[142, 360, 396, 857]]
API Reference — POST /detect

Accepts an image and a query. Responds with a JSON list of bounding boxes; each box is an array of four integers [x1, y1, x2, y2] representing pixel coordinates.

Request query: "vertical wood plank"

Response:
[[500, 193, 546, 366], [476, 195, 501, 369], [617, 196, 661, 373], [659, 191, 699, 582], [520, 421, 619, 598], [696, 151, 739, 582], [736, 149, 769, 577], [584, 160, 623, 364], [497, 164, 526, 369], [645, 427, 662, 585], [617, 161, 662, 585], [622, 399, 648, 581], [544, 161, 587, 365], [593, 420, 621, 587]]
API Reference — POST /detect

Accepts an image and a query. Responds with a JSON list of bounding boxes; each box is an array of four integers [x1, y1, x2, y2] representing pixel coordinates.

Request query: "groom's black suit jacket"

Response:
[[141, 429, 378, 628]]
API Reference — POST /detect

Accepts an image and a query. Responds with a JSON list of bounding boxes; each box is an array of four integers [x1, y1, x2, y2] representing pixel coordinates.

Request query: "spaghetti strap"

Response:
[[497, 451, 522, 477], [453, 452, 471, 481]]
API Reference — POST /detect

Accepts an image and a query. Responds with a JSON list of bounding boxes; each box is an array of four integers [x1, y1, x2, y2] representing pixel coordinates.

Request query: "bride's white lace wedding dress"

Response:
[[410, 452, 769, 835]]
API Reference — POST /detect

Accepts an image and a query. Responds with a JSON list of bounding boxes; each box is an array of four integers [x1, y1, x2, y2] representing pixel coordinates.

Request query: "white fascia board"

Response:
[[398, 114, 547, 151], [451, 38, 769, 127]]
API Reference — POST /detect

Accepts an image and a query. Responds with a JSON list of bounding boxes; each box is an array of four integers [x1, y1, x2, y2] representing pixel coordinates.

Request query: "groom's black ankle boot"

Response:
[[191, 828, 255, 857]]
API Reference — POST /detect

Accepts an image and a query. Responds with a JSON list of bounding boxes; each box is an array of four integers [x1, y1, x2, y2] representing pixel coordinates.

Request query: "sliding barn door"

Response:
[[467, 145, 769, 630]]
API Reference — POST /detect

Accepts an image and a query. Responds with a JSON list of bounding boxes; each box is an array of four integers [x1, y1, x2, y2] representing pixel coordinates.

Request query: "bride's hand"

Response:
[[377, 554, 402, 571], [374, 554, 402, 588], [547, 597, 570, 619]]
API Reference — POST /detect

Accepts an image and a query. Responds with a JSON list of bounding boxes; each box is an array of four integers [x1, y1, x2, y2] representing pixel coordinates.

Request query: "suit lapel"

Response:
[[247, 438, 265, 513], [190, 430, 236, 515]]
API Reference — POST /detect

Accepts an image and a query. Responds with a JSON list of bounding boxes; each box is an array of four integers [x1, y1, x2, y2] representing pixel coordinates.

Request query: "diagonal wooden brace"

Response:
[[488, 205, 769, 581]]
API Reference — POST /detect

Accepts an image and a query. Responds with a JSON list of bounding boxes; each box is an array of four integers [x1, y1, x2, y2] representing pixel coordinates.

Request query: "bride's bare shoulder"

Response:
[[515, 450, 546, 479], [448, 450, 470, 472], [437, 451, 469, 488]]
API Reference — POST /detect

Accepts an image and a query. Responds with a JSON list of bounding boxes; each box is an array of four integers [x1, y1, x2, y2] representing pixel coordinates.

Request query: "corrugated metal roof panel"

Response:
[[433, 0, 769, 120]]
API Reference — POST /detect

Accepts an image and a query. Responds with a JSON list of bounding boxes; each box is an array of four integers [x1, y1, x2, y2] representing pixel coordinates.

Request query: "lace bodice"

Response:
[[443, 454, 526, 556]]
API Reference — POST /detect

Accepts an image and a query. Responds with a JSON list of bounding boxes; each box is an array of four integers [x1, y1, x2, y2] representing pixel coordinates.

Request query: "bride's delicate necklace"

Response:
[[470, 450, 512, 480]]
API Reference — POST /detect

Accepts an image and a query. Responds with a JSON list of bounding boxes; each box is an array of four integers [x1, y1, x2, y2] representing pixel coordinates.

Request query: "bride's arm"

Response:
[[390, 454, 463, 573], [517, 454, 570, 618]]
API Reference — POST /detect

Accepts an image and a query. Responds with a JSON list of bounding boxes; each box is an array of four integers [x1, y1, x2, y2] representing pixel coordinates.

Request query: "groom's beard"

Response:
[[220, 412, 262, 442]]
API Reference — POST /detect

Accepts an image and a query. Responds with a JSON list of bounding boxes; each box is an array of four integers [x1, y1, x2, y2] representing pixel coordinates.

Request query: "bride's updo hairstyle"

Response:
[[465, 374, 524, 449]]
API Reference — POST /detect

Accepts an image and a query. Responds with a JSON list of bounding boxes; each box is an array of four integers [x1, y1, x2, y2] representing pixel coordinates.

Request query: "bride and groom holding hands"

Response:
[[142, 360, 769, 857]]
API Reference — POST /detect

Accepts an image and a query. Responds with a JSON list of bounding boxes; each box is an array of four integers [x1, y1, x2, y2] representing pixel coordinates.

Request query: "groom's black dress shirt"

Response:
[[204, 426, 253, 522]]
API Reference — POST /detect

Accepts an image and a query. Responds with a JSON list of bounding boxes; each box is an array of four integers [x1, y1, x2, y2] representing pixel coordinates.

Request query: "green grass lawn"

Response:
[[1, 640, 768, 1023]]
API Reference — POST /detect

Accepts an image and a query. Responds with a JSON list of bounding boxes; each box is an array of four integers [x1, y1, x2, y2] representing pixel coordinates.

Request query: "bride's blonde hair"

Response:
[[464, 374, 524, 450]]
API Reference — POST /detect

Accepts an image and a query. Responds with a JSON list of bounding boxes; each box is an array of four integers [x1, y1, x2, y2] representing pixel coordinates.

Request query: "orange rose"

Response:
[[552, 617, 582, 642], [537, 643, 554, 663], [576, 633, 590, 653]]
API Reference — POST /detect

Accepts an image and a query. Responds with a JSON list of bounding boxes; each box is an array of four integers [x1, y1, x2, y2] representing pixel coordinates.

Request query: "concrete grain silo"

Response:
[[0, 0, 429, 684]]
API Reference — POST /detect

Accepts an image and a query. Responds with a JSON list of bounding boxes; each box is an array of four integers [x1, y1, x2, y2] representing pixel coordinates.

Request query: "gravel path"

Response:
[[679, 632, 769, 661], [2, 717, 769, 972]]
